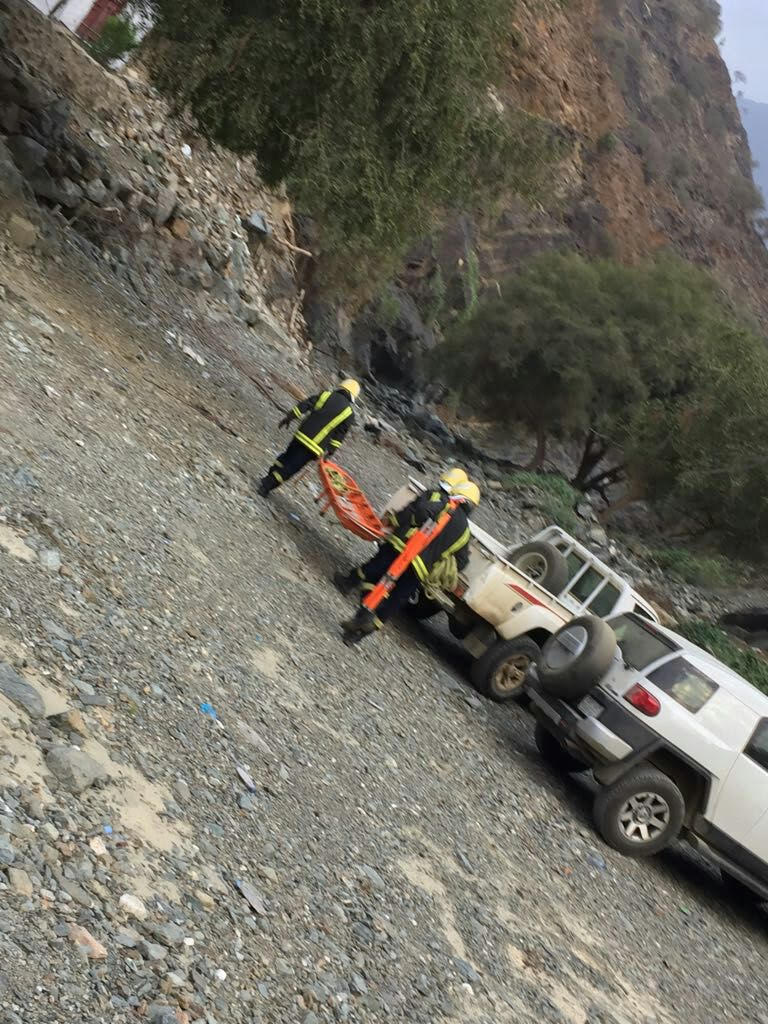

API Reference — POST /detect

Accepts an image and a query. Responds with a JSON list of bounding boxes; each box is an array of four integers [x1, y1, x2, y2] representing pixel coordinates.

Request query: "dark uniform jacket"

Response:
[[387, 489, 471, 583], [290, 389, 355, 457]]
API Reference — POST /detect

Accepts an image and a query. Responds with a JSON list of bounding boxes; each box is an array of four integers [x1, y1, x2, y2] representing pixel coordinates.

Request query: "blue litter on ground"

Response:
[[199, 702, 218, 720]]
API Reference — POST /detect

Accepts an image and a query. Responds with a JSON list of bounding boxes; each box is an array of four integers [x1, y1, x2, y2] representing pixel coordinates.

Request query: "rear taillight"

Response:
[[624, 683, 660, 717]]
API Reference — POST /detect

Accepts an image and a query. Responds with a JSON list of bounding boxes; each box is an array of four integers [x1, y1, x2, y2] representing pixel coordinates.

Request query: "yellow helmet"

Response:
[[451, 480, 480, 506], [339, 378, 361, 400], [439, 467, 468, 491]]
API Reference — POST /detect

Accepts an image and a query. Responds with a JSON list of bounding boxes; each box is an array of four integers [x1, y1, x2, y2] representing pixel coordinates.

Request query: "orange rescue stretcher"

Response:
[[315, 459, 386, 542]]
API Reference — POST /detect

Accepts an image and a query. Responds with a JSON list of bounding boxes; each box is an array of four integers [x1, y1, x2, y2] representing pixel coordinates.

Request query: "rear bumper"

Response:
[[525, 669, 656, 769]]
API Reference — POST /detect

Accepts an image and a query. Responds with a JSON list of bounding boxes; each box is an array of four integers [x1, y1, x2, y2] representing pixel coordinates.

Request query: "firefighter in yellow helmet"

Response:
[[439, 467, 468, 492], [335, 479, 480, 642], [258, 379, 361, 497], [381, 466, 468, 534]]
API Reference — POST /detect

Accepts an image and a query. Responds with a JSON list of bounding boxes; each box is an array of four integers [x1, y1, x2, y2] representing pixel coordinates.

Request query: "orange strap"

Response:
[[362, 500, 458, 613]]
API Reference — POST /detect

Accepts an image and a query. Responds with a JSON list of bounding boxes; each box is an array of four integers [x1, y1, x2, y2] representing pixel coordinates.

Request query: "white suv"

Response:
[[525, 611, 768, 901]]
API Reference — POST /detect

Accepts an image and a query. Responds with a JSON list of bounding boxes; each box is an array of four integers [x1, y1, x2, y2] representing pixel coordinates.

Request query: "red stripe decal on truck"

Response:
[[505, 583, 570, 622], [506, 583, 546, 607]]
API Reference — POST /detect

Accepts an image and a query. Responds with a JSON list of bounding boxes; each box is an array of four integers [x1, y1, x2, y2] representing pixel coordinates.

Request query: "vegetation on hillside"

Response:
[[677, 620, 768, 696], [89, 15, 138, 66], [501, 472, 581, 535], [650, 549, 748, 588], [433, 250, 768, 552], [148, 0, 561, 294]]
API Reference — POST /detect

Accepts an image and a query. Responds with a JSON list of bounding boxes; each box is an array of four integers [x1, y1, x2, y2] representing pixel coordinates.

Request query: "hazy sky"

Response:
[[719, 0, 768, 103]]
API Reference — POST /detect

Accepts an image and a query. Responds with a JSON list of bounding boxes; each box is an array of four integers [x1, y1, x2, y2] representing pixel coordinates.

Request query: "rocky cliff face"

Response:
[[0, 0, 303, 356], [324, 0, 768, 386]]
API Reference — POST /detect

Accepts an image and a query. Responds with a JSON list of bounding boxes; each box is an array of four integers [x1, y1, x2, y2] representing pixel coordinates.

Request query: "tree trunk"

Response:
[[526, 425, 547, 470], [581, 463, 625, 496], [572, 429, 609, 491]]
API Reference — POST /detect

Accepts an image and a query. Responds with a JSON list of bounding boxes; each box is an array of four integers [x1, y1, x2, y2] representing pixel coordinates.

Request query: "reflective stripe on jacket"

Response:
[[387, 491, 471, 583], [291, 389, 354, 457]]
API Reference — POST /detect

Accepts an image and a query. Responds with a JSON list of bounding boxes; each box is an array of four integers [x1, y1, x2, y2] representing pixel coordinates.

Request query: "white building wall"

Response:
[[26, 0, 93, 32]]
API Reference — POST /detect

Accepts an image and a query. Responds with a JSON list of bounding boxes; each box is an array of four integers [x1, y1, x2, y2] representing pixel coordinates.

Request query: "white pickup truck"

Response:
[[383, 478, 659, 702]]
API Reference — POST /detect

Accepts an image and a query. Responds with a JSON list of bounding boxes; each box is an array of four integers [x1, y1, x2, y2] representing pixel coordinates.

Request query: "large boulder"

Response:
[[5, 133, 47, 176], [46, 746, 109, 794], [0, 663, 44, 717]]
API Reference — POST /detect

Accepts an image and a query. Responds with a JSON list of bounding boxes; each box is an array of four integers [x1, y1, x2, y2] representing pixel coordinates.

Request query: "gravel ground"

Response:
[[0, 236, 767, 1024]]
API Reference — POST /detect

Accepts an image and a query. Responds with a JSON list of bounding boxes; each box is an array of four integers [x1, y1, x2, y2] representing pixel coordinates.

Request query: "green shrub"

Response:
[[728, 173, 764, 214], [460, 248, 481, 320], [376, 289, 401, 328], [89, 15, 138, 66], [650, 548, 747, 587], [690, 0, 722, 37], [420, 264, 447, 327], [149, 0, 563, 294], [677, 620, 768, 696], [597, 131, 618, 154], [502, 471, 581, 534]]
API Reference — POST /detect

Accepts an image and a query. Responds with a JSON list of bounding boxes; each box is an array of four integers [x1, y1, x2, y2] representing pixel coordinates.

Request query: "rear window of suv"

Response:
[[588, 583, 621, 618], [609, 614, 678, 670], [647, 657, 717, 713], [746, 720, 768, 772]]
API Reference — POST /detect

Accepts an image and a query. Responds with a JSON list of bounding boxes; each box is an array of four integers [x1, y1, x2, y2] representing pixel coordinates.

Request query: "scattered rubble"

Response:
[[1, 0, 302, 354], [0, 6, 766, 1024]]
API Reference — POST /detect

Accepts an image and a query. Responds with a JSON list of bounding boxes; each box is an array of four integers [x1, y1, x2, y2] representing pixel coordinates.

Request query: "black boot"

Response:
[[340, 608, 379, 645], [256, 476, 276, 498], [333, 569, 360, 595]]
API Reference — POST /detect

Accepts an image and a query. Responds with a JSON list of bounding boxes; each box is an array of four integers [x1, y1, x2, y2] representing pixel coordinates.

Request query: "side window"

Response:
[[647, 657, 717, 713], [565, 552, 586, 580], [633, 603, 653, 621], [745, 719, 768, 772], [588, 583, 621, 618], [568, 566, 602, 603]]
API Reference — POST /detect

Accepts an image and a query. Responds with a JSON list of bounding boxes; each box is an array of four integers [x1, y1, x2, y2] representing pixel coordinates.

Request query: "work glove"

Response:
[[278, 412, 293, 429]]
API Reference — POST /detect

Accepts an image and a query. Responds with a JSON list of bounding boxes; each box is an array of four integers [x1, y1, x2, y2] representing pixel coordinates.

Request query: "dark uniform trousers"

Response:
[[355, 545, 421, 625], [351, 492, 471, 626], [263, 388, 354, 492], [266, 437, 316, 488]]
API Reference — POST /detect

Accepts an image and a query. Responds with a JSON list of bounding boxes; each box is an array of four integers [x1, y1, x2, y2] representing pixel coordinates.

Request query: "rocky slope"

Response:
[[3, 166, 768, 1024], [0, 0, 304, 358], [3, 10, 768, 1021], [320, 0, 768, 387]]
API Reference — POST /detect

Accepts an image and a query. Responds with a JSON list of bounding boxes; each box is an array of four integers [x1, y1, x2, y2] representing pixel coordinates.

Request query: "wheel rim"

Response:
[[617, 791, 671, 844], [516, 552, 548, 582], [544, 624, 589, 671], [492, 653, 532, 695]]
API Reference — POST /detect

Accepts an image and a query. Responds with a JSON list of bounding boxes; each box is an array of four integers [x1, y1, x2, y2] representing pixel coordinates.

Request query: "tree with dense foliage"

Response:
[[148, 0, 560, 293], [434, 249, 768, 550], [627, 323, 768, 549]]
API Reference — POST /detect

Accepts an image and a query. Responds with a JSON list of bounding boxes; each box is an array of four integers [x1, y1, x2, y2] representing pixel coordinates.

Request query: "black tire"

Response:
[[408, 593, 442, 621], [506, 541, 569, 596], [537, 615, 617, 700], [593, 767, 685, 857], [534, 722, 588, 773], [470, 636, 541, 702]]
